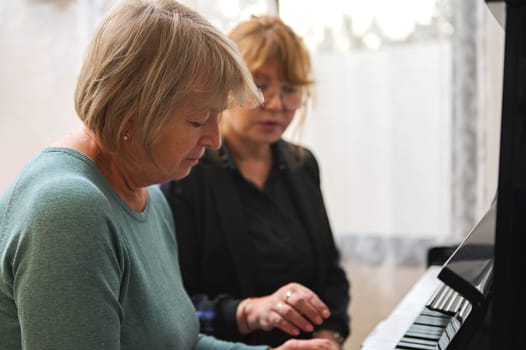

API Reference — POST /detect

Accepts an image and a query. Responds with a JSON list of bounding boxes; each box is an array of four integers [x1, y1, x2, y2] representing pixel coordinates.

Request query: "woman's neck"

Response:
[[54, 128, 148, 212], [224, 134, 274, 189]]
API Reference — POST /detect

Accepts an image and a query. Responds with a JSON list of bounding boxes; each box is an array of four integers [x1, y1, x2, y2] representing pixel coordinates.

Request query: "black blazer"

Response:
[[161, 140, 350, 345]]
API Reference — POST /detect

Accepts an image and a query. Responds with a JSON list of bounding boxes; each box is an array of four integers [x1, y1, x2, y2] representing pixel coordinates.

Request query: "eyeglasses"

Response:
[[255, 80, 305, 111]]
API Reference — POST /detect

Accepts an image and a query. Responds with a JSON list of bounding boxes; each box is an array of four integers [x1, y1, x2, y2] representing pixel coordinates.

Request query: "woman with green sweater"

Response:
[[0, 1, 336, 349]]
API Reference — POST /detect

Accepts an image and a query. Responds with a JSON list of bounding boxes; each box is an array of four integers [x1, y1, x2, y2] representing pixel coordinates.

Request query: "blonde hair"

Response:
[[228, 15, 313, 87], [75, 0, 261, 156], [228, 15, 313, 140]]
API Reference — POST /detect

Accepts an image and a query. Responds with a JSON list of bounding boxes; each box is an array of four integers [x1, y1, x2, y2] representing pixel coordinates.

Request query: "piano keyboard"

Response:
[[394, 277, 472, 350], [361, 266, 443, 350], [363, 204, 494, 350]]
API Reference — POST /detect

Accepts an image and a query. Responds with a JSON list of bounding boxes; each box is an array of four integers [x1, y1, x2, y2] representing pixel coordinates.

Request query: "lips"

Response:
[[259, 121, 281, 127], [186, 150, 204, 163], [184, 158, 200, 166]]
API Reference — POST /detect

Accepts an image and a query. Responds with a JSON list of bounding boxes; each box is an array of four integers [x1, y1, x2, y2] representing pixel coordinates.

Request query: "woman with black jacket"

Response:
[[161, 15, 350, 349]]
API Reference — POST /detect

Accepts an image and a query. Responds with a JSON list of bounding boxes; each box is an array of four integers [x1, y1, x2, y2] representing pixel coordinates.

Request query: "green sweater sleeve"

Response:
[[195, 334, 269, 350]]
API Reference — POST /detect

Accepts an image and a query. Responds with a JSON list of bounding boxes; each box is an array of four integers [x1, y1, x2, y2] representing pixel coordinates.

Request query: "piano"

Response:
[[362, 203, 494, 350], [362, 0, 526, 348]]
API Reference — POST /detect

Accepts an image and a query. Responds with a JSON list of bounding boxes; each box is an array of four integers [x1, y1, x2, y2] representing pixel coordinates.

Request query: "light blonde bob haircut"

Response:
[[75, 0, 261, 156]]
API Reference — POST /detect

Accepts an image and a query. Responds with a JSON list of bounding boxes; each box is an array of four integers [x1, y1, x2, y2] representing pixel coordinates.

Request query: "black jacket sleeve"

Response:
[[160, 168, 246, 341], [302, 151, 351, 339]]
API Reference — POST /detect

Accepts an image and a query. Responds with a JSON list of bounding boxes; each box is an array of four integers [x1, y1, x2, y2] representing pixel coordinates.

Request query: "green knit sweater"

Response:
[[0, 148, 267, 350]]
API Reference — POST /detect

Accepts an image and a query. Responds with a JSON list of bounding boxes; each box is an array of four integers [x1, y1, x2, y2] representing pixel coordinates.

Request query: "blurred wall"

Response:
[[0, 1, 503, 247]]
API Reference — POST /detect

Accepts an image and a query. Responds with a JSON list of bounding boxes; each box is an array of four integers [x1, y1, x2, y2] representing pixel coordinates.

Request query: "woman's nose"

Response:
[[262, 90, 284, 111], [201, 118, 221, 150]]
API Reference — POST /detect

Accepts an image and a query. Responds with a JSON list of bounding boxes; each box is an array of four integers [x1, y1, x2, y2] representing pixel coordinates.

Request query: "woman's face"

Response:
[[221, 63, 302, 147], [125, 104, 221, 185]]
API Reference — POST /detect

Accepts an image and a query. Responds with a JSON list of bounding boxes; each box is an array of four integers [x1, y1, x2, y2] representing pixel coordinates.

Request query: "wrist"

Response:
[[313, 329, 345, 346], [236, 298, 253, 335]]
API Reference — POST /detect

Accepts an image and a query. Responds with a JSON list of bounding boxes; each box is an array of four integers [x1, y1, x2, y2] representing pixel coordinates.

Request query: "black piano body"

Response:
[[491, 0, 526, 349], [394, 202, 495, 350], [363, 0, 526, 348], [399, 0, 526, 347]]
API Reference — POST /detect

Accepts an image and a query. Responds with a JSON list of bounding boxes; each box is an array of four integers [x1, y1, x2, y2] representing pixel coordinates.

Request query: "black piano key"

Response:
[[404, 330, 441, 340], [397, 338, 437, 350], [413, 315, 451, 328], [409, 323, 444, 335], [421, 308, 452, 318], [395, 288, 472, 350], [403, 334, 439, 344]]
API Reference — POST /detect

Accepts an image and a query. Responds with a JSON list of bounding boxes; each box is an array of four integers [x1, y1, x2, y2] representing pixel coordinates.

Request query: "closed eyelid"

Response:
[[190, 110, 211, 121], [187, 120, 205, 127], [187, 109, 221, 125]]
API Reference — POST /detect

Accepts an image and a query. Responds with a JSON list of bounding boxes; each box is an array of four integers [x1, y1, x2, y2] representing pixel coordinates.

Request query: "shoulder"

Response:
[[6, 148, 109, 210], [0, 162, 124, 282], [37, 174, 110, 223], [1, 151, 117, 250], [278, 140, 319, 176], [8, 157, 108, 221]]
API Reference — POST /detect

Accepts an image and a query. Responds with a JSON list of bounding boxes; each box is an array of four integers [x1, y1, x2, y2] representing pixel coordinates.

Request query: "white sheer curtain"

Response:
[[450, 0, 502, 241], [0, 0, 502, 265], [276, 1, 454, 266], [179, 0, 277, 30], [283, 1, 503, 266]]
